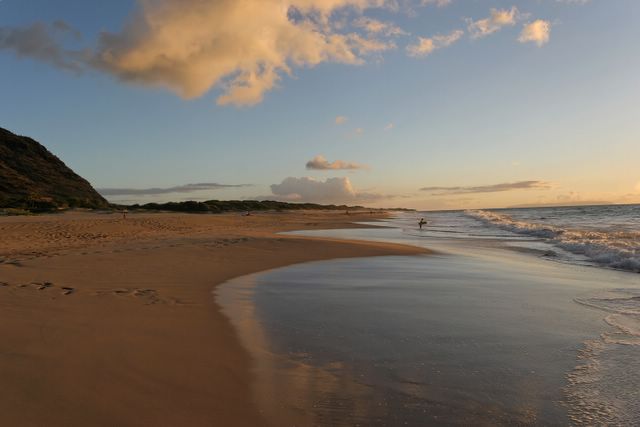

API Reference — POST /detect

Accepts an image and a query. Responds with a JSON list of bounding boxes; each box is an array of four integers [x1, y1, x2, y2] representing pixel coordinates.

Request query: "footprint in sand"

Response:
[[0, 258, 22, 267], [95, 288, 176, 305], [132, 289, 162, 304], [33, 282, 54, 290], [0, 281, 77, 296]]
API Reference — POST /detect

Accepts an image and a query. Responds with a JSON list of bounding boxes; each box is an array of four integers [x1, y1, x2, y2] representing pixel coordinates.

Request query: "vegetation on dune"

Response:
[[120, 200, 369, 213]]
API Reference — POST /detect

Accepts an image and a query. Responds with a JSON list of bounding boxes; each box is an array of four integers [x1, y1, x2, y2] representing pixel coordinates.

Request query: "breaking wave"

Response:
[[466, 209, 640, 273]]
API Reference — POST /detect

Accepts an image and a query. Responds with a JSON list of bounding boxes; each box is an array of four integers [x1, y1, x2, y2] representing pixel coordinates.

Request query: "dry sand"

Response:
[[0, 210, 426, 426]]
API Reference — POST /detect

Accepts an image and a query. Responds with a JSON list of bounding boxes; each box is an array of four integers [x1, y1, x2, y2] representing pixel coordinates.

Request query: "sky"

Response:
[[1, 0, 638, 210]]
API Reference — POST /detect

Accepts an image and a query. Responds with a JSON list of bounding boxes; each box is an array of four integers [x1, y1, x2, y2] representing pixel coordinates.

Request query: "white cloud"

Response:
[[2, 1, 403, 107], [347, 33, 397, 54], [335, 115, 348, 125], [0, 1, 564, 108], [305, 155, 366, 170], [270, 176, 383, 203], [90, 0, 395, 106], [353, 17, 407, 36], [271, 177, 355, 202], [467, 7, 519, 39], [406, 29, 463, 57], [518, 20, 551, 46], [407, 37, 435, 57]]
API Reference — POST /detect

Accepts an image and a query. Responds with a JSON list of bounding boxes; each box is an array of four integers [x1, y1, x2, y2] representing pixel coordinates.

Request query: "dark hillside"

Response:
[[0, 127, 108, 211]]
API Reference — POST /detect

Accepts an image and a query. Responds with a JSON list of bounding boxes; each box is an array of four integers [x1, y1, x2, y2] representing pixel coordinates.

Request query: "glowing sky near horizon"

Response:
[[1, 0, 638, 210]]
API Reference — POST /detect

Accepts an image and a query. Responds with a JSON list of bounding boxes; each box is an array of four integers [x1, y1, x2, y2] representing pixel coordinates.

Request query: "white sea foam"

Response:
[[566, 289, 640, 425], [575, 289, 640, 344], [466, 209, 640, 273]]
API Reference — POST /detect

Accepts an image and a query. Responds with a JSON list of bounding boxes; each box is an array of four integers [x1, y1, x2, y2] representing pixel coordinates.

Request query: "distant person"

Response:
[[244, 211, 251, 216], [122, 209, 128, 220], [418, 218, 427, 229]]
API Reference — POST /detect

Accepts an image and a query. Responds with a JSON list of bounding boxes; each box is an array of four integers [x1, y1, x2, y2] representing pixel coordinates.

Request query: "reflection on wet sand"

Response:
[[217, 275, 381, 426], [217, 267, 563, 426]]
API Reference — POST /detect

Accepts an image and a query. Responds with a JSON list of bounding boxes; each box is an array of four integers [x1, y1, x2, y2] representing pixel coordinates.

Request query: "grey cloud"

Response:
[[0, 22, 83, 72], [52, 20, 81, 39], [420, 180, 552, 195], [305, 155, 366, 170], [98, 183, 252, 197]]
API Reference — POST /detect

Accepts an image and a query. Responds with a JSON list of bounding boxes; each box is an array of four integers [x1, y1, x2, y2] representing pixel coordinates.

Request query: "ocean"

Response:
[[420, 204, 640, 273], [217, 204, 640, 425]]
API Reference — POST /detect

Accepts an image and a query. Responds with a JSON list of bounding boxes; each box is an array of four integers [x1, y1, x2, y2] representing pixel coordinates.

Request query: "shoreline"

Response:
[[217, 220, 640, 425], [0, 210, 427, 426]]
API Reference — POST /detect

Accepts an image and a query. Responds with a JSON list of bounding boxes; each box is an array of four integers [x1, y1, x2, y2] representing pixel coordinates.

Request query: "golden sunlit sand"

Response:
[[0, 210, 426, 426]]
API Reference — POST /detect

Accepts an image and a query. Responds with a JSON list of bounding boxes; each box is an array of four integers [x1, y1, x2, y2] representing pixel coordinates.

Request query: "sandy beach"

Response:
[[2, 0, 634, 424], [0, 210, 426, 426]]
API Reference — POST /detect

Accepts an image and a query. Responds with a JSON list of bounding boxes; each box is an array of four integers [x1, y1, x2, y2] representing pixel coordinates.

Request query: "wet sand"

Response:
[[0, 210, 426, 426], [218, 223, 640, 426]]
